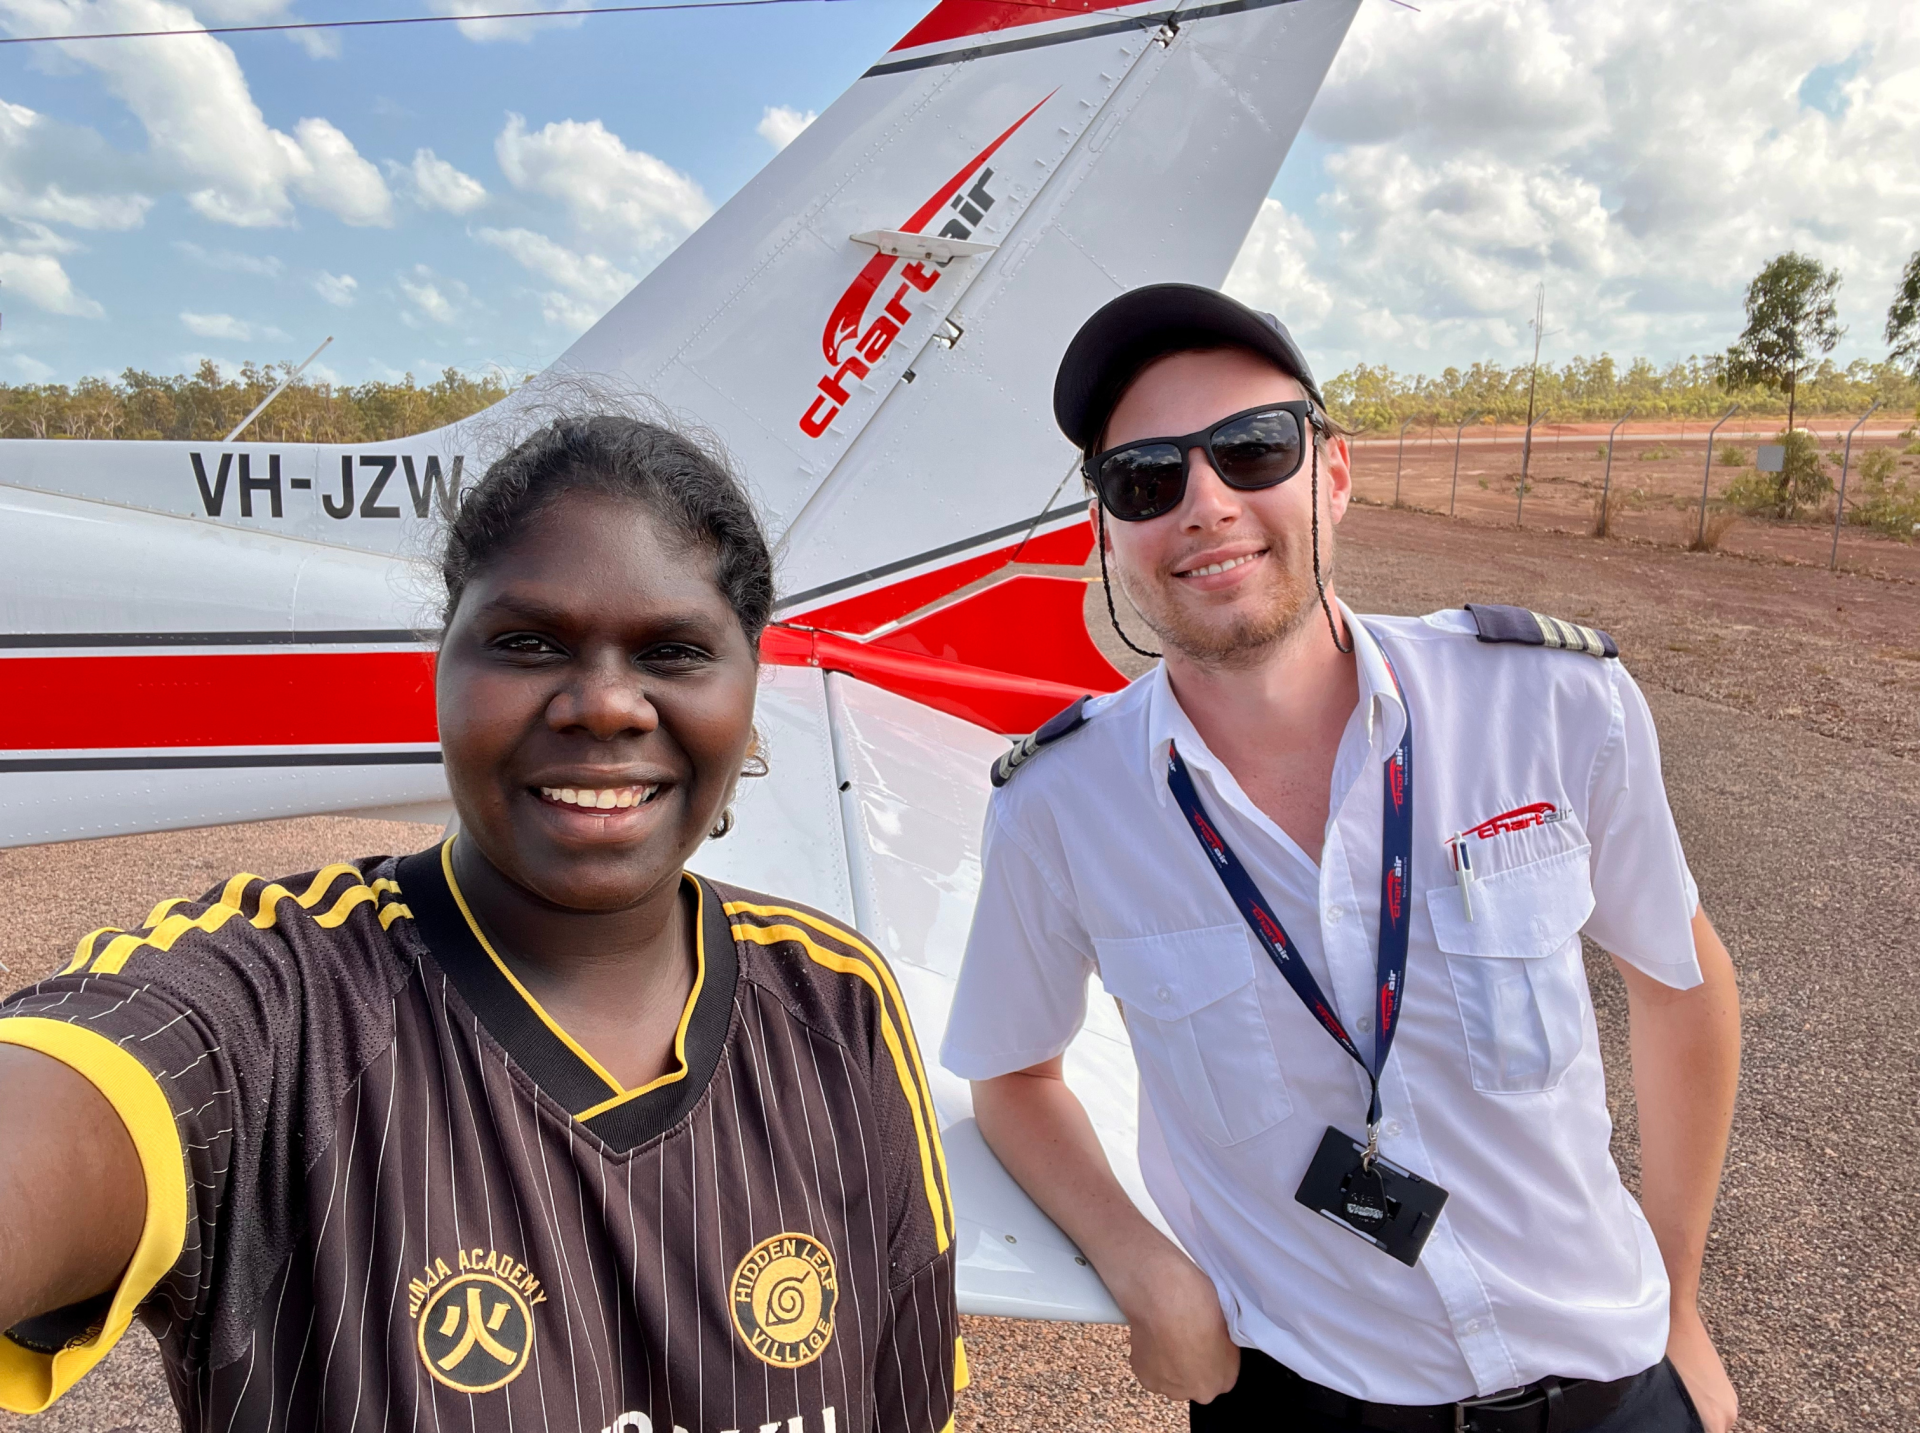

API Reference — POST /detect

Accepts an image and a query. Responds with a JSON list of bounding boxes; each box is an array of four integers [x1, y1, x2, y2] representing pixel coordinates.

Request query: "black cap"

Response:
[[1053, 283, 1326, 452]]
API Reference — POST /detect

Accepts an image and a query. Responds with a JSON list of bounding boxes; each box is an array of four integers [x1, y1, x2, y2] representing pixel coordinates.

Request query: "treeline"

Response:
[[6, 352, 1917, 444], [0, 361, 519, 443], [1323, 354, 1920, 432]]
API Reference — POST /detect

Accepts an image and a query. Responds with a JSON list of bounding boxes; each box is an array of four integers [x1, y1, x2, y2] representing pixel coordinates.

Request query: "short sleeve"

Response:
[[0, 860, 408, 1411], [1581, 665, 1702, 988], [941, 799, 1097, 1080]]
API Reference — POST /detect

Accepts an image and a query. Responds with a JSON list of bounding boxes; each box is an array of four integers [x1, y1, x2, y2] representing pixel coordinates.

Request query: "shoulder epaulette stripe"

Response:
[[1465, 602, 1618, 659], [990, 693, 1093, 788], [81, 864, 408, 975], [725, 900, 955, 1252]]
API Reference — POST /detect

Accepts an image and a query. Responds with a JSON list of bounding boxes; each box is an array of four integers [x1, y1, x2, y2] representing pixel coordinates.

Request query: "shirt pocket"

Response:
[[1425, 844, 1595, 1094], [1093, 924, 1293, 1146]]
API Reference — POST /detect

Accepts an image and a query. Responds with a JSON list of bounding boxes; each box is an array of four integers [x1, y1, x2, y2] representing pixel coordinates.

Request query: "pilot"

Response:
[[940, 284, 1741, 1433]]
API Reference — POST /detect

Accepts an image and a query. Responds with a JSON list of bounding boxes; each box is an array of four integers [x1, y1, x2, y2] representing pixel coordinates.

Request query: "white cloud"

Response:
[[0, 99, 151, 230], [398, 265, 465, 325], [312, 270, 358, 306], [477, 226, 634, 304], [0, 0, 392, 228], [7, 353, 56, 380], [756, 105, 816, 151], [397, 147, 487, 214], [193, 0, 338, 57], [180, 310, 252, 340], [495, 113, 711, 256], [173, 240, 283, 276], [429, 0, 584, 43], [478, 225, 637, 332], [1230, 0, 1920, 374], [0, 220, 103, 317]]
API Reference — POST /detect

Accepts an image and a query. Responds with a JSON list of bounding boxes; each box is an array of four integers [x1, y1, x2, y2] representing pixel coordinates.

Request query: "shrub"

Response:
[[1687, 506, 1740, 552], [1850, 448, 1920, 540], [1724, 429, 1830, 518], [1636, 444, 1677, 461], [1718, 445, 1746, 465]]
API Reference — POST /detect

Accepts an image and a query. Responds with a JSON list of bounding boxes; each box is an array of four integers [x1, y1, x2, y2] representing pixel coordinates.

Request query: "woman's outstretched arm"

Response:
[[0, 1045, 145, 1332]]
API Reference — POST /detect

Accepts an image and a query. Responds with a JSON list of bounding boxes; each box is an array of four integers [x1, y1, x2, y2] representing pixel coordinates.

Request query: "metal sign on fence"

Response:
[[1756, 445, 1785, 473]]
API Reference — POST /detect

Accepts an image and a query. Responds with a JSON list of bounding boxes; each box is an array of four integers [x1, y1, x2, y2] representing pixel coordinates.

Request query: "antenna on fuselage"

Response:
[[223, 335, 334, 443]]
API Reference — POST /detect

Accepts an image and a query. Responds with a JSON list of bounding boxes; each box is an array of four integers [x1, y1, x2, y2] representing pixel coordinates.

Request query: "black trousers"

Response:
[[1190, 1349, 1705, 1432]]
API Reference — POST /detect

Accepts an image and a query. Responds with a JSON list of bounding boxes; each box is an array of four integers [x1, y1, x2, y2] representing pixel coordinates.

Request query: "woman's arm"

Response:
[[0, 1045, 146, 1333]]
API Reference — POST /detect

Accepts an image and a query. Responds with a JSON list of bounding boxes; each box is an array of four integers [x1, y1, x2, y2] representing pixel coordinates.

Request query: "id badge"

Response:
[[1294, 1126, 1449, 1268]]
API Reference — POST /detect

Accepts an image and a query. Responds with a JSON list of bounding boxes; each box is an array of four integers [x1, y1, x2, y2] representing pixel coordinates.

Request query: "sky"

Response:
[[1, 0, 1916, 388]]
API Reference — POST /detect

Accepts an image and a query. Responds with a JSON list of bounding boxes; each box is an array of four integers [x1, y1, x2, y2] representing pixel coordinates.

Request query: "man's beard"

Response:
[[1116, 529, 1325, 669]]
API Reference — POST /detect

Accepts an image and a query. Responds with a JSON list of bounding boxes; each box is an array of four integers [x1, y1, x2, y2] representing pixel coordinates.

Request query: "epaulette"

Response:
[[1466, 603, 1617, 659], [989, 695, 1094, 788]]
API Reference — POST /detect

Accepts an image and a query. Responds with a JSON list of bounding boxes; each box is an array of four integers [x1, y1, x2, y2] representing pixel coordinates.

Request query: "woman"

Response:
[[0, 416, 961, 1433]]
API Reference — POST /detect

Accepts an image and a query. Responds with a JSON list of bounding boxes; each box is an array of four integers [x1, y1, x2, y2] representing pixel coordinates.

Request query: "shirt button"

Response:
[[1156, 986, 1172, 1003], [1462, 1318, 1485, 1336], [1356, 1015, 1373, 1034], [1326, 906, 1345, 925], [1385, 1120, 1403, 1137]]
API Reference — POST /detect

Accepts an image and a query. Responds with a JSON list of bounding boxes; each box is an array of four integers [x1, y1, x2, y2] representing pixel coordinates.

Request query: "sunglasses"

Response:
[[1085, 400, 1325, 523]]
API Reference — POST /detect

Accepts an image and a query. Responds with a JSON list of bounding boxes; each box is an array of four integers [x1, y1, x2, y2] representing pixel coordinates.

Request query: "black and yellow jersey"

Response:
[[0, 838, 961, 1433]]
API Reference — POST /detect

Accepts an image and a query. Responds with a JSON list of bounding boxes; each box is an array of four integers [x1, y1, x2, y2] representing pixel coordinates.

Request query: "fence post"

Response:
[[1830, 400, 1882, 570], [1599, 406, 1635, 537], [1516, 412, 1549, 525], [1394, 418, 1415, 508], [1450, 411, 1480, 519], [1694, 405, 1739, 547]]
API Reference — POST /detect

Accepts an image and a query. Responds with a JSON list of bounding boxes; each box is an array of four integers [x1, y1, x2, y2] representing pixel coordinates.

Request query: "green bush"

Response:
[[1850, 449, 1920, 539], [1718, 445, 1746, 465], [1725, 429, 1831, 519], [1637, 444, 1677, 461]]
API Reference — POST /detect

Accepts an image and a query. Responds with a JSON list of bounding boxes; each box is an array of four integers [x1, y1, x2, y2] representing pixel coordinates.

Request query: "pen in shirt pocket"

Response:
[[1446, 832, 1474, 922]]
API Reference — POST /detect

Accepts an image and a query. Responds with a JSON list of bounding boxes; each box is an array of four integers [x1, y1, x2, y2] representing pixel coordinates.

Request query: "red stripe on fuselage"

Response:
[[0, 651, 439, 750], [892, 0, 1144, 51]]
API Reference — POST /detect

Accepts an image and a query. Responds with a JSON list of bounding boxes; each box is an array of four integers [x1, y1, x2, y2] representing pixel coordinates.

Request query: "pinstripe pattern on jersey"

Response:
[[2, 856, 957, 1431], [724, 902, 956, 1256]]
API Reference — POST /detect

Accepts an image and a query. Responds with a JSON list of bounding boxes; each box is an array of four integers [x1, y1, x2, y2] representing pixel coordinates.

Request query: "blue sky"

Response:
[[3, 0, 1916, 387]]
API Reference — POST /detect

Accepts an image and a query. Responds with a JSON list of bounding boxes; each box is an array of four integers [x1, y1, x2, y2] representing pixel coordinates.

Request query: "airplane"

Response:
[[0, 0, 1360, 1324]]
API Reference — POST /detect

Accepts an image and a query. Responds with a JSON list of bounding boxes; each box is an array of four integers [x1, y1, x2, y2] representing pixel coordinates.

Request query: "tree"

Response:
[[1723, 251, 1845, 432], [1888, 249, 1920, 376]]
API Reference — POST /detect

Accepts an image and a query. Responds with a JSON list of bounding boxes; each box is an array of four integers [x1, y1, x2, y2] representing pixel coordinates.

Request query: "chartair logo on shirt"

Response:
[[409, 1248, 547, 1393], [730, 1232, 838, 1368]]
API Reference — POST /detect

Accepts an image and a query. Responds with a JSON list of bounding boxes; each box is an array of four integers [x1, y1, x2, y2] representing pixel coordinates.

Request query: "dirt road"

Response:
[[3, 506, 1914, 1432]]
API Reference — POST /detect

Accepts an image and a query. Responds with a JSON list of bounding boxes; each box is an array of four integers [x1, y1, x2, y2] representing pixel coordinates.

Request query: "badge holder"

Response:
[[1295, 1125, 1448, 1268]]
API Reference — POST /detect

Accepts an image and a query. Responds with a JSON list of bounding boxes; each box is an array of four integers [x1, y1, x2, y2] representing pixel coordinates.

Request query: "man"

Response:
[[941, 284, 1741, 1433]]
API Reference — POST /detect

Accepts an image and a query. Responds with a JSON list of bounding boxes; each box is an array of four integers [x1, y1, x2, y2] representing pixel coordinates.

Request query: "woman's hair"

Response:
[[439, 414, 774, 647]]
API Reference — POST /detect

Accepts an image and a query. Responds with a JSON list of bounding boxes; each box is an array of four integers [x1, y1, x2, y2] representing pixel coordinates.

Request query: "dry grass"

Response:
[[1686, 505, 1742, 552]]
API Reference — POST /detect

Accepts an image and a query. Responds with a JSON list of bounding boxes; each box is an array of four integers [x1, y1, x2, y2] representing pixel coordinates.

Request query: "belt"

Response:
[[1257, 1353, 1646, 1433]]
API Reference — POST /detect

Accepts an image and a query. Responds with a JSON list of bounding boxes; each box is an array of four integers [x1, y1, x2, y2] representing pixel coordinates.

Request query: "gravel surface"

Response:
[[4, 505, 1913, 1431]]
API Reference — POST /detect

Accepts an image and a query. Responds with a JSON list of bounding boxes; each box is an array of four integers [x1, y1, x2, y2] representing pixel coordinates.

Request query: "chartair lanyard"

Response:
[[1165, 635, 1413, 1163]]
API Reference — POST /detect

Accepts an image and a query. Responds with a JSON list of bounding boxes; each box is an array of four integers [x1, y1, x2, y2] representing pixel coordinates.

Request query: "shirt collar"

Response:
[[1143, 601, 1408, 807]]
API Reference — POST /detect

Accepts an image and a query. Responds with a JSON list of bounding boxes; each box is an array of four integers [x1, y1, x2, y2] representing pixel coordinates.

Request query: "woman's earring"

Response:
[[709, 808, 735, 840]]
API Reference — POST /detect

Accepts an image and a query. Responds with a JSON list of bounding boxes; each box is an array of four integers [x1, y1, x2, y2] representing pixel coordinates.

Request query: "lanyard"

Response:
[[1164, 638, 1413, 1151]]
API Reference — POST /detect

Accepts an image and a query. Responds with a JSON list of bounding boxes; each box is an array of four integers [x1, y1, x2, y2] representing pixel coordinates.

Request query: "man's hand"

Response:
[[1667, 1302, 1737, 1432], [1108, 1237, 1241, 1403]]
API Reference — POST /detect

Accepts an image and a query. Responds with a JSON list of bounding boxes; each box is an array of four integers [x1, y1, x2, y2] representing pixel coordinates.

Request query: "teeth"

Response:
[[1182, 552, 1262, 578], [539, 785, 659, 810]]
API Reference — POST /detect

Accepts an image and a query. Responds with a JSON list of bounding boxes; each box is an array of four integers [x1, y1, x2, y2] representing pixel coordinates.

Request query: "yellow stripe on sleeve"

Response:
[[728, 915, 951, 1254], [954, 1334, 970, 1392], [88, 865, 378, 976], [0, 1018, 188, 1415], [725, 902, 956, 1231]]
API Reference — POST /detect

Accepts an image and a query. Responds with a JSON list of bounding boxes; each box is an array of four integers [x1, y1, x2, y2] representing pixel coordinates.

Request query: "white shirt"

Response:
[[941, 606, 1702, 1404]]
